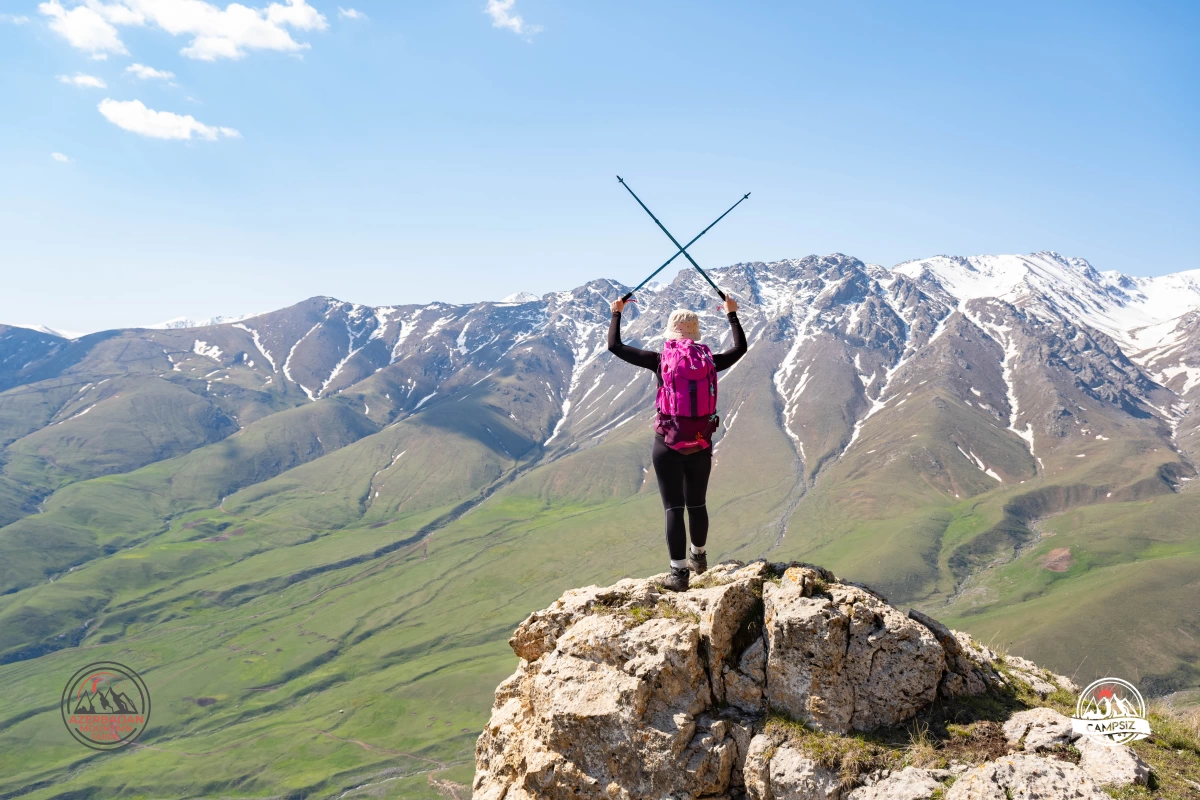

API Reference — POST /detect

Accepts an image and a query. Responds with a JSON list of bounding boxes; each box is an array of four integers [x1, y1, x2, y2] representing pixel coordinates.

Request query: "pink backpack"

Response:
[[655, 339, 720, 450]]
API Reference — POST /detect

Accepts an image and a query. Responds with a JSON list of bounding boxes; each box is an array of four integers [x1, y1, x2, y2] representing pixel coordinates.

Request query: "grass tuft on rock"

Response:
[[618, 601, 700, 627], [764, 713, 901, 786]]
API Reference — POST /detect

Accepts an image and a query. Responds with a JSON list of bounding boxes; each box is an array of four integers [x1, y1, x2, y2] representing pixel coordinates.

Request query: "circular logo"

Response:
[[1072, 677, 1150, 746], [61, 661, 151, 750]]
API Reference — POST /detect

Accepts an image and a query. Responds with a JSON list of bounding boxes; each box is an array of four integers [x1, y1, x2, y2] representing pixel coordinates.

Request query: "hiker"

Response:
[[608, 296, 747, 591]]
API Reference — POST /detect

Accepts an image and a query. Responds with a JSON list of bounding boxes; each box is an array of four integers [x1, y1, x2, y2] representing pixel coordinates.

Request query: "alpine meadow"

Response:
[[1, 251, 1199, 797]]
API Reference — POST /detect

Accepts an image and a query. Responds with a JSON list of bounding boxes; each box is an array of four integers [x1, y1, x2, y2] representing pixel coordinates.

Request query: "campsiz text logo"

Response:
[[1071, 677, 1151, 746]]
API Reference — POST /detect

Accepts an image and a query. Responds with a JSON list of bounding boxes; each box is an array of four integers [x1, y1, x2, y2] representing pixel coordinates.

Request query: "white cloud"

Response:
[[337, 7, 365, 21], [126, 63, 175, 80], [51, 152, 73, 162], [38, 1, 129, 56], [98, 98, 241, 140], [485, 0, 541, 38], [40, 0, 328, 61], [0, 14, 32, 24], [58, 72, 108, 88]]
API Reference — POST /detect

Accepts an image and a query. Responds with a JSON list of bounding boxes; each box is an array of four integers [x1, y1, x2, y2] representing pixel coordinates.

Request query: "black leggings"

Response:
[[651, 437, 712, 561]]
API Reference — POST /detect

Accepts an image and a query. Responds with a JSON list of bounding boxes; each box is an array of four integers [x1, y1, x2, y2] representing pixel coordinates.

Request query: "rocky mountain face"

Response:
[[474, 561, 1157, 799]]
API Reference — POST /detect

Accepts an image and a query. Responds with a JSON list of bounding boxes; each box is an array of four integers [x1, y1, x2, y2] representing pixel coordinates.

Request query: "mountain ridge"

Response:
[[13, 250, 1199, 343]]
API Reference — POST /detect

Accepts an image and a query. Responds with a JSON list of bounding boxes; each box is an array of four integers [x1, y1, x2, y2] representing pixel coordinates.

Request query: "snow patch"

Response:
[[456, 321, 472, 355], [233, 323, 276, 371], [193, 340, 223, 361], [283, 322, 322, 401], [956, 444, 1002, 481]]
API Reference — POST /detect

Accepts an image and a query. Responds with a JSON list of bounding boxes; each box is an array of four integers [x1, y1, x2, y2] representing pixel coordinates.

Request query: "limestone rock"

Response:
[[508, 579, 652, 661], [1075, 736, 1151, 787], [744, 734, 842, 800], [764, 581, 944, 732], [671, 561, 767, 703], [1002, 706, 1077, 751], [725, 637, 767, 713], [908, 611, 1003, 700], [743, 733, 774, 800], [477, 565, 768, 799], [845, 767, 944, 800], [1002, 654, 1075, 697], [943, 754, 1107, 799]]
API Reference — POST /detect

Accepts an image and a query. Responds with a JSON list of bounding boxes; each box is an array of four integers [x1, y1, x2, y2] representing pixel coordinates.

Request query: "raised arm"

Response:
[[608, 300, 660, 372], [713, 300, 747, 372]]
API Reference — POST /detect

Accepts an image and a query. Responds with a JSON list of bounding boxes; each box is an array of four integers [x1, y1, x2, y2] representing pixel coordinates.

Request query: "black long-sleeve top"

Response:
[[607, 311, 748, 382]]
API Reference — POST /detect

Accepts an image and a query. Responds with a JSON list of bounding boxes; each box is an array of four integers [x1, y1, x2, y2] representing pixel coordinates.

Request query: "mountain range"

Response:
[[0, 250, 1197, 799]]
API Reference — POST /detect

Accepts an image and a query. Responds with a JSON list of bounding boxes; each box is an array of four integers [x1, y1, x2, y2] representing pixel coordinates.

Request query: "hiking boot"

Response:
[[659, 566, 690, 592], [688, 550, 708, 575]]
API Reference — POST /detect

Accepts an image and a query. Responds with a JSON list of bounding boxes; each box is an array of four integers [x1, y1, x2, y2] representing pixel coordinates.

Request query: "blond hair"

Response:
[[664, 309, 700, 341]]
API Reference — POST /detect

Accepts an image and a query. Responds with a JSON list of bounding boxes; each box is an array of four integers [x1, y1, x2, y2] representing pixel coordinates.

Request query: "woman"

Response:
[[608, 296, 747, 591]]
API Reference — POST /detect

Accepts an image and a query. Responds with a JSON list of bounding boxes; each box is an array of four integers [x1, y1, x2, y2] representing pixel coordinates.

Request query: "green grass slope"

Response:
[[0, 398, 378, 602]]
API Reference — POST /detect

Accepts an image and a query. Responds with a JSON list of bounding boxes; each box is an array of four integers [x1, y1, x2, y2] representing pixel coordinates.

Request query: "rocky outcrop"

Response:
[[845, 767, 944, 800], [764, 566, 945, 732], [1002, 706, 1150, 788], [744, 734, 842, 800], [943, 754, 1107, 799], [473, 562, 1141, 800]]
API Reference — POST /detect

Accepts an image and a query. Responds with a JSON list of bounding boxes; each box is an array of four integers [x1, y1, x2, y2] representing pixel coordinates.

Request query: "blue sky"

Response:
[[1, 1, 1197, 333]]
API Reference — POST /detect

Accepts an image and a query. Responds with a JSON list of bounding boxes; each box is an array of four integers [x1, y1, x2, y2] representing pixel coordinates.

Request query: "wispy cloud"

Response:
[[39, 0, 329, 61], [58, 72, 107, 89], [51, 152, 72, 163], [98, 98, 241, 141], [0, 13, 32, 24], [485, 0, 541, 38], [126, 63, 175, 80], [337, 7, 366, 21]]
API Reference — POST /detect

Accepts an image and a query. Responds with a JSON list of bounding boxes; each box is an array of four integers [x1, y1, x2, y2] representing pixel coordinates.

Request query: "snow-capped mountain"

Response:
[[4, 323, 82, 339], [149, 313, 257, 331], [4, 252, 1198, 480]]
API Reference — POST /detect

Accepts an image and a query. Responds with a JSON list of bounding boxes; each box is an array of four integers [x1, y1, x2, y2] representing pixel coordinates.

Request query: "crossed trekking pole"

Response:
[[616, 175, 751, 304]]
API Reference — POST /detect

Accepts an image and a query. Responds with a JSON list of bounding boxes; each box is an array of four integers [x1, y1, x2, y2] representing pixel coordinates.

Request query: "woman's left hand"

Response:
[[722, 296, 739, 314]]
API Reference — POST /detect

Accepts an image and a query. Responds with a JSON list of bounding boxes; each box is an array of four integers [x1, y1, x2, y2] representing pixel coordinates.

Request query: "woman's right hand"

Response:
[[611, 299, 626, 314]]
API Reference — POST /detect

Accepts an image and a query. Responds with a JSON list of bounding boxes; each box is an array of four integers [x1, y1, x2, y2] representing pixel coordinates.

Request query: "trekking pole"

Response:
[[621, 191, 751, 302], [617, 176, 731, 302]]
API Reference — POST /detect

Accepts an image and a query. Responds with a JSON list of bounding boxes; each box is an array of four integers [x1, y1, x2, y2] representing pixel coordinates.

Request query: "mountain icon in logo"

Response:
[[61, 662, 151, 751], [73, 688, 138, 715]]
